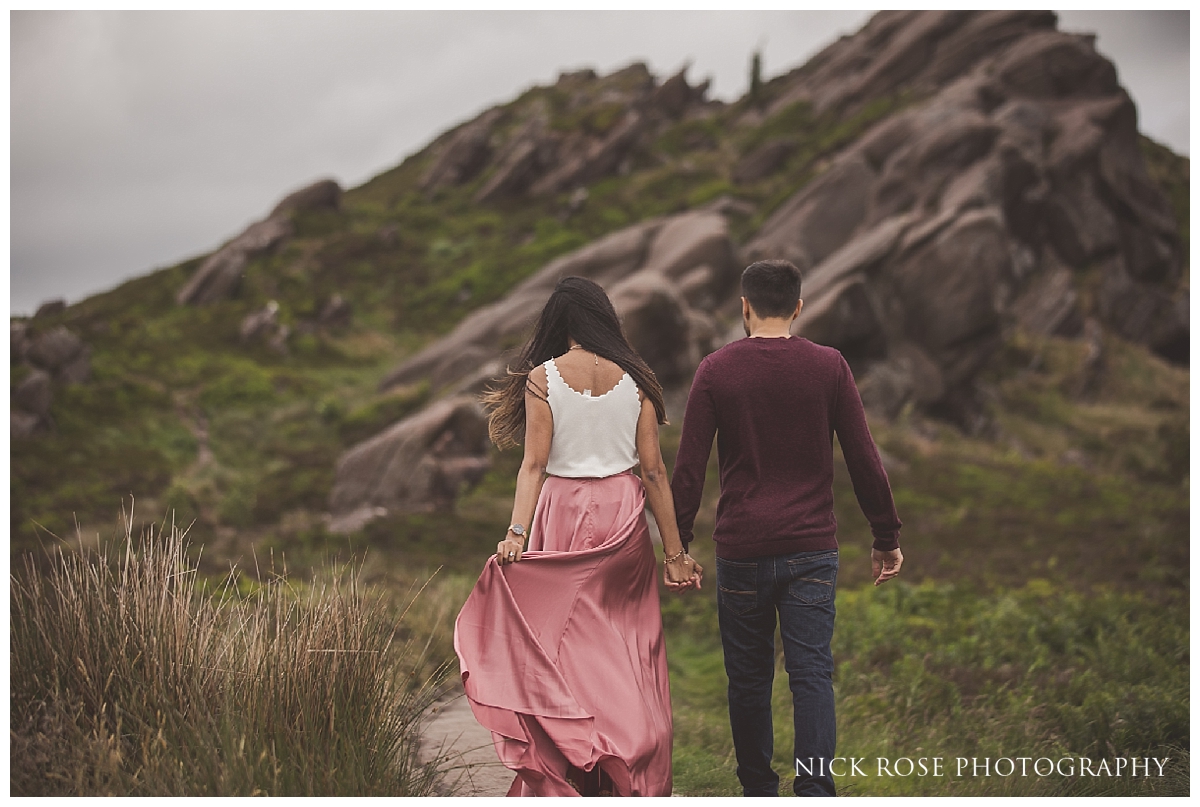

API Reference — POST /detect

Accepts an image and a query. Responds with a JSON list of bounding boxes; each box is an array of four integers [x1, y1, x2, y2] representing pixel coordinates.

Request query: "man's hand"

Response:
[[871, 547, 903, 586]]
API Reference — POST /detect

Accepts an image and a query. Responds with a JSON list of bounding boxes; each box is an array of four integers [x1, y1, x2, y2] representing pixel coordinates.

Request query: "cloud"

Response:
[[9, 10, 1188, 315]]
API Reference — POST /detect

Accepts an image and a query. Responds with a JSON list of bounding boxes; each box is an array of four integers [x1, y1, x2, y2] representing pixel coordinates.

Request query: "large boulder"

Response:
[[796, 275, 888, 362], [993, 29, 1118, 100], [835, 11, 975, 109], [649, 66, 708, 119], [378, 209, 737, 393], [610, 271, 694, 385], [736, 10, 1185, 424], [12, 323, 90, 434], [14, 369, 52, 420], [469, 63, 682, 205], [269, 178, 342, 218], [176, 218, 292, 305], [1043, 170, 1120, 268], [734, 138, 798, 184], [11, 368, 54, 439], [473, 111, 559, 204], [33, 299, 66, 319], [762, 11, 1056, 116], [856, 341, 946, 419], [891, 208, 1013, 386], [641, 210, 740, 295], [337, 9, 1190, 523], [1097, 256, 1189, 360], [378, 219, 659, 391], [26, 325, 90, 383], [327, 395, 492, 533], [791, 213, 915, 356], [358, 209, 738, 524], [56, 348, 92, 385], [870, 111, 1000, 222], [794, 213, 914, 307], [421, 108, 504, 195], [11, 321, 29, 364], [745, 155, 875, 272], [177, 179, 341, 305], [531, 110, 646, 197]]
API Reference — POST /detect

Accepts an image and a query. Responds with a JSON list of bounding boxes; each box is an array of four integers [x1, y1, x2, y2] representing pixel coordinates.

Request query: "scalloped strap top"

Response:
[[543, 358, 641, 478]]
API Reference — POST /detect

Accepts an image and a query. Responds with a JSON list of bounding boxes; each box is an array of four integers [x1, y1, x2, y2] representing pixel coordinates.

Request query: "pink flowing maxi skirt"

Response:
[[453, 471, 673, 797]]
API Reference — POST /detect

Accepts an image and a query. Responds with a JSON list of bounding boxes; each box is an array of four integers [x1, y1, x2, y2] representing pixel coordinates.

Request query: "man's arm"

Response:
[[832, 355, 902, 552], [671, 362, 717, 553]]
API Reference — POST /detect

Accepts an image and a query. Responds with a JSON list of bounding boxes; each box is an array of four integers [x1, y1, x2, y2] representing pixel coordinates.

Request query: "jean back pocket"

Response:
[[716, 558, 759, 616], [785, 551, 837, 605]]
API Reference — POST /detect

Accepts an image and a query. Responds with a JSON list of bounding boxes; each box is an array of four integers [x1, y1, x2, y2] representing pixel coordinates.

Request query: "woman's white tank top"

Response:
[[543, 357, 641, 478]]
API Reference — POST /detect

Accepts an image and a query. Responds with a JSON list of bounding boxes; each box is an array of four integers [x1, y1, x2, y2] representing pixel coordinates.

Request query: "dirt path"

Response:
[[419, 682, 514, 797], [418, 683, 683, 797]]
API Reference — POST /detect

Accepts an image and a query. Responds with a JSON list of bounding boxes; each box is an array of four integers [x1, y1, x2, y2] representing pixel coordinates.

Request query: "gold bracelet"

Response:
[[663, 548, 686, 564]]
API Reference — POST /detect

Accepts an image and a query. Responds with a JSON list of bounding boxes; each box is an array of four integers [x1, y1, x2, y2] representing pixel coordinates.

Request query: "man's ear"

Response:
[[794, 299, 803, 318], [741, 297, 751, 318]]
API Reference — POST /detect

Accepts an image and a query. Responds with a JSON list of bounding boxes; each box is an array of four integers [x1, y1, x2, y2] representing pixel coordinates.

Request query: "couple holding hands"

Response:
[[454, 260, 903, 797]]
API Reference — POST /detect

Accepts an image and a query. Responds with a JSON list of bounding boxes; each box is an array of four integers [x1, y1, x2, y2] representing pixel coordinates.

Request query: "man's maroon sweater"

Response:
[[671, 335, 901, 559]]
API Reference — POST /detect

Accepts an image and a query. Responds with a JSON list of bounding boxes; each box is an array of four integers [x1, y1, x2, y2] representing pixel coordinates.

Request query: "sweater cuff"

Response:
[[871, 532, 900, 552]]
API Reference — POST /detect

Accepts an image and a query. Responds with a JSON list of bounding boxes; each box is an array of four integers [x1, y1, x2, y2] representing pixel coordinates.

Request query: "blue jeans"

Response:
[[716, 549, 839, 797]]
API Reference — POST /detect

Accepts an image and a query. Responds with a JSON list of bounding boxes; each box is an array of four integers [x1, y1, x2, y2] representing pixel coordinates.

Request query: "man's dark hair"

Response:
[[742, 259, 802, 318]]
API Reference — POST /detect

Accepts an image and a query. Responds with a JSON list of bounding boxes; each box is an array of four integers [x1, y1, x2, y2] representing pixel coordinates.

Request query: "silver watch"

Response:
[[507, 524, 526, 539]]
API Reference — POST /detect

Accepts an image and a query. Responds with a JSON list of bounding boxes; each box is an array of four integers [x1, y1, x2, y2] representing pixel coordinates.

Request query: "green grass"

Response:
[[12, 324, 1189, 796], [660, 578, 1188, 796], [650, 326, 1189, 796]]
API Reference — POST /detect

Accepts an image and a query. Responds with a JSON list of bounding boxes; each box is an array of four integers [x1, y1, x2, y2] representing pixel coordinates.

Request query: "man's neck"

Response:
[[747, 321, 794, 338]]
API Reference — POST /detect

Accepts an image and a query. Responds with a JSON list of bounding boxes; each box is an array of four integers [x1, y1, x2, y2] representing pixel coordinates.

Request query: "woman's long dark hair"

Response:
[[481, 276, 666, 449]]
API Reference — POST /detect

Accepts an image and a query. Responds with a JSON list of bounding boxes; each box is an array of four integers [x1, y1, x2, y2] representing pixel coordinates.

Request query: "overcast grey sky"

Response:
[[9, 10, 1190, 316]]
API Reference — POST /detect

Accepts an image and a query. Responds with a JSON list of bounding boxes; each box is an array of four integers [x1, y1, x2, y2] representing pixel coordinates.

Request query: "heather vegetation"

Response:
[[11, 16, 1189, 796], [10, 79, 907, 555], [665, 580, 1188, 796]]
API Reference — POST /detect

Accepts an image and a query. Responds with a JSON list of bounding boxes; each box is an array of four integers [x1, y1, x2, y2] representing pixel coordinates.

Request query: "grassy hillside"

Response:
[[11, 73, 909, 557], [12, 58, 1189, 797]]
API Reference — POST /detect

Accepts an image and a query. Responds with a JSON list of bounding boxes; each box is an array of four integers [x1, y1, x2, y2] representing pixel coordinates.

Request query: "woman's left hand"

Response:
[[496, 537, 524, 565], [664, 554, 702, 591]]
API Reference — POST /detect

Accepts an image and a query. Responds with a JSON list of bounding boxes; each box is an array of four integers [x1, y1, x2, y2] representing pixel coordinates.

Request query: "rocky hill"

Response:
[[11, 11, 1188, 566]]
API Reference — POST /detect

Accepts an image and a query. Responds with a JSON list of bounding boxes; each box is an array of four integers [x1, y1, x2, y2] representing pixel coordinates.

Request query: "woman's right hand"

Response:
[[497, 537, 524, 565]]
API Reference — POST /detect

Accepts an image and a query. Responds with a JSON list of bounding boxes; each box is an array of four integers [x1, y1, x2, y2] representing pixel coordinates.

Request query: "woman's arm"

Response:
[[496, 366, 552, 565], [635, 395, 703, 590]]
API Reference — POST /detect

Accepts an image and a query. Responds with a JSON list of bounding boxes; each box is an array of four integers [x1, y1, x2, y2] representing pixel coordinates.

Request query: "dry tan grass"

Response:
[[10, 505, 453, 796]]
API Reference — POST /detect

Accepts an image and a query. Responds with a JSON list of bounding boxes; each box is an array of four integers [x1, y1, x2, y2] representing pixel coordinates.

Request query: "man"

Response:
[[671, 259, 904, 797]]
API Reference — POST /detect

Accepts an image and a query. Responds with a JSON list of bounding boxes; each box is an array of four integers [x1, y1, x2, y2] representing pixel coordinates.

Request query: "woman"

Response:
[[453, 276, 703, 797]]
